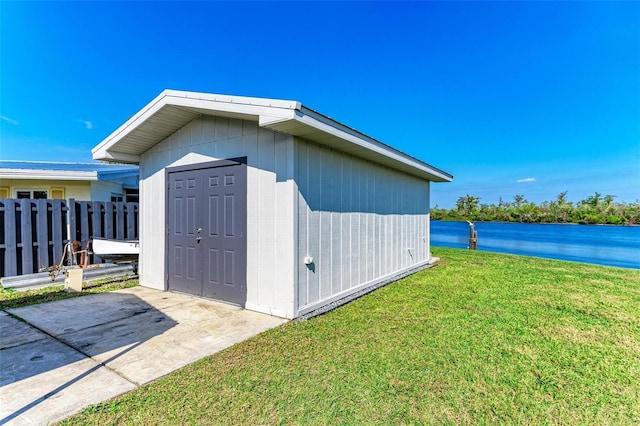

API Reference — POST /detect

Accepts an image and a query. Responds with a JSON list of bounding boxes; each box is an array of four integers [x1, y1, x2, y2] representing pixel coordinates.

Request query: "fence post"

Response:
[[3, 200, 17, 276], [79, 201, 90, 248], [52, 199, 66, 267], [91, 201, 103, 264], [68, 198, 76, 244], [116, 202, 125, 239], [35, 199, 50, 271], [126, 202, 136, 239], [105, 201, 114, 239], [20, 199, 34, 274]]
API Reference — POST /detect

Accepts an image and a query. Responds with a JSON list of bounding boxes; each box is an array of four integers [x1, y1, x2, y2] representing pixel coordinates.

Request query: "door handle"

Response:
[[196, 236, 202, 243], [197, 228, 202, 233]]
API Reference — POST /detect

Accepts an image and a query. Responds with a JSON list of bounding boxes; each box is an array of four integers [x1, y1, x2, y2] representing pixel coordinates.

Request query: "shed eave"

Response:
[[92, 150, 141, 165], [262, 108, 453, 182], [92, 90, 453, 182], [92, 90, 299, 163]]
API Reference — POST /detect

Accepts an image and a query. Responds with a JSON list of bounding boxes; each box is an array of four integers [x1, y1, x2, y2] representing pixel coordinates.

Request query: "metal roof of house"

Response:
[[0, 161, 139, 181], [92, 90, 453, 182]]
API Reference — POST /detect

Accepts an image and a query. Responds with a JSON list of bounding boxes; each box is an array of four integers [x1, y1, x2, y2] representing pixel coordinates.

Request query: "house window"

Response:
[[16, 190, 48, 199], [111, 193, 124, 202], [125, 189, 139, 203]]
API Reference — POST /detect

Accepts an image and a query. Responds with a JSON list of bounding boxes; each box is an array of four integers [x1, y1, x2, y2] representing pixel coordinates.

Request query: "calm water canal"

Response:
[[430, 220, 640, 269]]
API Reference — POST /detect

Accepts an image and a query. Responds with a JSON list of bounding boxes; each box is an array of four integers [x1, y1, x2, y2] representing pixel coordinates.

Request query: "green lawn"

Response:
[[60, 247, 640, 425], [0, 277, 138, 310]]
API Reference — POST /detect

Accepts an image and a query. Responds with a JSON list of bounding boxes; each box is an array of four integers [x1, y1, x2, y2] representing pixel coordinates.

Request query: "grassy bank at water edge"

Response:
[[61, 248, 639, 425]]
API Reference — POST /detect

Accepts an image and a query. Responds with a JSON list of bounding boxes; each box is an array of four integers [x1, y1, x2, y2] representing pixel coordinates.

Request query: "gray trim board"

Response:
[[296, 259, 438, 320]]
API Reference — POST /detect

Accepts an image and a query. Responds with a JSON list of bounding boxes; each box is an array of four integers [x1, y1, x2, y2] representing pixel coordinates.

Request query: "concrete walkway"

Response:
[[0, 287, 287, 425]]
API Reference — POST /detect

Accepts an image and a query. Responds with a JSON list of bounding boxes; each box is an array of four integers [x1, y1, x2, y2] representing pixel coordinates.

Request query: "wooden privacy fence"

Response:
[[0, 199, 139, 278]]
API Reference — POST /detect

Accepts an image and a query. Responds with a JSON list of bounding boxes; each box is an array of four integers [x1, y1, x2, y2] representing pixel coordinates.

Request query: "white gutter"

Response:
[[0, 169, 98, 181]]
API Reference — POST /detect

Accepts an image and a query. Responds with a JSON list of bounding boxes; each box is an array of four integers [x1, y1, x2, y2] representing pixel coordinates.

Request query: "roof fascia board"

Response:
[[0, 169, 98, 180], [168, 96, 296, 122], [163, 90, 301, 111], [294, 107, 453, 182], [97, 170, 140, 180]]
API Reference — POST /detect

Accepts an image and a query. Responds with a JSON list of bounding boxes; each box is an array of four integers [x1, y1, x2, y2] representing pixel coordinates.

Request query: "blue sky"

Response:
[[1, 1, 638, 208]]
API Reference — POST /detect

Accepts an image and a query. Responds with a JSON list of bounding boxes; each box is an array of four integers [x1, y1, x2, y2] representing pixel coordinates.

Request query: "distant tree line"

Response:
[[431, 192, 640, 225]]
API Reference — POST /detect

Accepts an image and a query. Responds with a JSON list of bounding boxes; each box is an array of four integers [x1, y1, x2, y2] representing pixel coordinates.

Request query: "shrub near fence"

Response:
[[0, 198, 138, 278]]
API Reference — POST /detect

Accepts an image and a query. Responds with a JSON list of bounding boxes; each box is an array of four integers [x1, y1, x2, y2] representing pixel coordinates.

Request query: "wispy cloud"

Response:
[[79, 119, 93, 130], [517, 177, 537, 183], [0, 115, 19, 125]]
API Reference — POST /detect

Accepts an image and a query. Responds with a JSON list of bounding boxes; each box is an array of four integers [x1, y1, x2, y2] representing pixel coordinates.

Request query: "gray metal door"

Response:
[[167, 160, 247, 306]]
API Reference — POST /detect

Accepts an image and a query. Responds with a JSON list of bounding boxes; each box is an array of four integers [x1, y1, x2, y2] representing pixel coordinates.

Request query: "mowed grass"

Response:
[[61, 248, 640, 425], [0, 277, 139, 310]]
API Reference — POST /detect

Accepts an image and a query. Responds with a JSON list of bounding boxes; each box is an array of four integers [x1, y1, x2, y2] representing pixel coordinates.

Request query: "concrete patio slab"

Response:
[[0, 315, 136, 425], [1, 287, 288, 425], [57, 295, 284, 385], [7, 290, 165, 335], [0, 312, 47, 350]]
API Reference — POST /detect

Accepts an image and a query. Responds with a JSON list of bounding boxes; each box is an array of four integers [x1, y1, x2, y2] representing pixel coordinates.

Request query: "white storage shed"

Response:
[[92, 90, 452, 319]]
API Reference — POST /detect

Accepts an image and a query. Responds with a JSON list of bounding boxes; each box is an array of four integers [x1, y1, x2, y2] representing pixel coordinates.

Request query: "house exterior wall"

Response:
[[90, 180, 128, 201], [294, 138, 431, 316], [138, 115, 297, 318], [0, 179, 92, 200]]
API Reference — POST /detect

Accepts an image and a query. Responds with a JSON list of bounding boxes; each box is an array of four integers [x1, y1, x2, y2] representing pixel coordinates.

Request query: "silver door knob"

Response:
[[196, 236, 202, 242]]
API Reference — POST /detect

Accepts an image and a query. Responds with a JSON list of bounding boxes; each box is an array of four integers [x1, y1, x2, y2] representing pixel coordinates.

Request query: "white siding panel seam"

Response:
[[294, 136, 431, 315], [305, 145, 309, 305]]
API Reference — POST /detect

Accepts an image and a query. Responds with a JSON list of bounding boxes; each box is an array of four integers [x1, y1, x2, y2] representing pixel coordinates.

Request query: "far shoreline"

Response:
[[430, 218, 640, 227]]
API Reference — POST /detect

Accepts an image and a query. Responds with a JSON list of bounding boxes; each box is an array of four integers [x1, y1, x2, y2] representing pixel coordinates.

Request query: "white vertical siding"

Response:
[[137, 114, 432, 320], [274, 132, 296, 313], [138, 115, 296, 318], [295, 138, 431, 316]]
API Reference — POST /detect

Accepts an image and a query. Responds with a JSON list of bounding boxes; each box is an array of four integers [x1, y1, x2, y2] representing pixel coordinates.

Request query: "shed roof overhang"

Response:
[[92, 90, 453, 182]]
